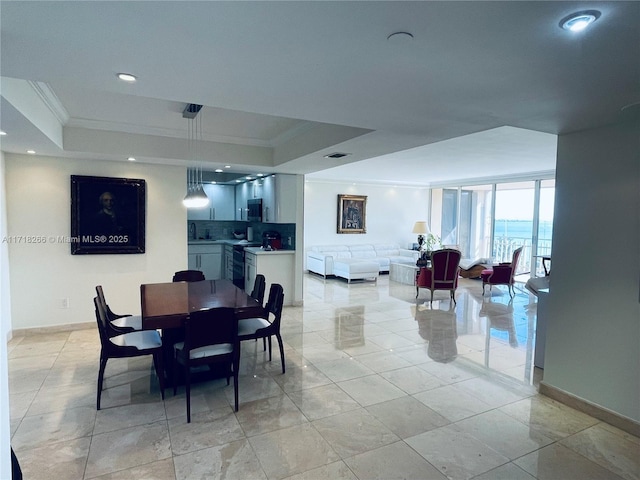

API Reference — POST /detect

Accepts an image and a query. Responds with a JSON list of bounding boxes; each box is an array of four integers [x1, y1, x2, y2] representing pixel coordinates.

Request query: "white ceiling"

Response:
[[1, 1, 638, 186]]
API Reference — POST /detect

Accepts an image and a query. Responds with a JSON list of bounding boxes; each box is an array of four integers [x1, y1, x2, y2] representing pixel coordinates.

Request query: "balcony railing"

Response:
[[492, 237, 552, 277]]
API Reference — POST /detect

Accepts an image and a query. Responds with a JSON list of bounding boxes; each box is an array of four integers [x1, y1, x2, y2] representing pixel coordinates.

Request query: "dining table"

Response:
[[141, 278, 263, 330], [140, 279, 264, 384]]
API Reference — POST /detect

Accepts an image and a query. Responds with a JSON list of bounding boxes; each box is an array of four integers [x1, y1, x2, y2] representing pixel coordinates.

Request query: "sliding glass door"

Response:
[[493, 181, 535, 270], [433, 178, 554, 277]]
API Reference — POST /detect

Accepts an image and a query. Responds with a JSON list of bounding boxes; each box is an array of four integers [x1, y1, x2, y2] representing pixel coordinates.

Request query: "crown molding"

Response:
[[28, 81, 69, 125]]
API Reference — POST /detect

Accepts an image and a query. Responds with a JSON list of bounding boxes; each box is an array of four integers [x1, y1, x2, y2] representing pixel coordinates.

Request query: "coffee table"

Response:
[[389, 262, 419, 285]]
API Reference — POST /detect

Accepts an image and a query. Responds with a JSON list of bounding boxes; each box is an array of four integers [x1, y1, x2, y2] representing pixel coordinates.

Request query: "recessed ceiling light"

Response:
[[235, 179, 241, 183], [224, 165, 231, 169], [0, 131, 6, 136], [27, 149, 36, 154], [210, 181, 217, 184], [245, 176, 253, 180], [127, 157, 136, 161], [560, 10, 601, 32], [117, 72, 137, 82], [256, 173, 264, 177], [215, 168, 223, 173]]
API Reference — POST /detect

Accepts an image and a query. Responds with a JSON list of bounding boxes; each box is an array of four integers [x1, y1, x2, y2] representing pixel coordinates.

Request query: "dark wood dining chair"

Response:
[[172, 270, 205, 282], [173, 307, 239, 422], [93, 296, 165, 410], [95, 285, 142, 333], [250, 274, 266, 304], [238, 283, 286, 374]]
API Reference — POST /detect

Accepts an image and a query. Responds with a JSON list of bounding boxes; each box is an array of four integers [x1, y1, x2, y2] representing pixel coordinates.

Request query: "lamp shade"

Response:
[[183, 184, 209, 208], [412, 221, 430, 234]]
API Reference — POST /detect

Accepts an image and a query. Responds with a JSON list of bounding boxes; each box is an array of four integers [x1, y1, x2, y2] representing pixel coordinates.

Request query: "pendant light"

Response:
[[182, 104, 209, 208]]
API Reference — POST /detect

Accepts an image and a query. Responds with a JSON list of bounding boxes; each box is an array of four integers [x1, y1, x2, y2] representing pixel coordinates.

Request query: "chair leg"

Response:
[[262, 337, 267, 351], [267, 335, 272, 361], [97, 354, 108, 410], [416, 286, 419, 298], [430, 290, 434, 304], [185, 364, 192, 423], [233, 369, 239, 412], [173, 354, 179, 396], [276, 333, 285, 374], [152, 351, 165, 400], [451, 290, 457, 305]]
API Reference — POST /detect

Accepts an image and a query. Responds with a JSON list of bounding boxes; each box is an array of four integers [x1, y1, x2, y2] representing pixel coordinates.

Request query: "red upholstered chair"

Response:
[[416, 248, 462, 304], [481, 247, 523, 297]]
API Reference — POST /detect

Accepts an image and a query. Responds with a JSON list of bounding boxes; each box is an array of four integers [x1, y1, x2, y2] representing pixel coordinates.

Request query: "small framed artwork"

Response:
[[70, 175, 146, 254], [337, 194, 367, 234]]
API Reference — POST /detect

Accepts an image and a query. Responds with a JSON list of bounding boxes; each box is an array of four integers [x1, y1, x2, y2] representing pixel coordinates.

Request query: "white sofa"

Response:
[[306, 244, 419, 281]]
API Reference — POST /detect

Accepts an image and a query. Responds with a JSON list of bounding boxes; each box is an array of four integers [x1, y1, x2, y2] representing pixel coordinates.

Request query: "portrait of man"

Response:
[[92, 191, 124, 236], [71, 175, 146, 254]]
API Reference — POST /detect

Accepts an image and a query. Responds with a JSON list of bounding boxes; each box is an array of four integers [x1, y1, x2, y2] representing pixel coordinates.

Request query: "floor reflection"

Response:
[[415, 303, 458, 363], [316, 273, 540, 386]]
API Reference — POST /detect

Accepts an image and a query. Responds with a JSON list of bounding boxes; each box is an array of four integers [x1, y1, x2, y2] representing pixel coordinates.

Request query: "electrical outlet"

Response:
[[60, 298, 69, 309]]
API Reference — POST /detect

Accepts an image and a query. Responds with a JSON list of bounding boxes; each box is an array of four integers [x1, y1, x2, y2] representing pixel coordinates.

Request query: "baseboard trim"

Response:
[[539, 381, 640, 437], [11, 321, 95, 337]]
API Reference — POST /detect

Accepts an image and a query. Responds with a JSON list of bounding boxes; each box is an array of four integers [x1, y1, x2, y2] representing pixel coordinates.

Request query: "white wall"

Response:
[[543, 118, 640, 422], [304, 180, 429, 251], [5, 154, 187, 329], [1, 152, 12, 479]]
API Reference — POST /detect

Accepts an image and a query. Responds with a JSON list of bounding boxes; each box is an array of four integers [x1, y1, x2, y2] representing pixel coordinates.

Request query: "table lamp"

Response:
[[412, 221, 430, 251]]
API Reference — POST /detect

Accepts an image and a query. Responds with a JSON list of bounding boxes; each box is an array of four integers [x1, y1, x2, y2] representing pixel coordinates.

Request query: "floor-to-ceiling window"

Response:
[[534, 179, 555, 276], [458, 184, 493, 260], [493, 181, 535, 270], [432, 176, 554, 278]]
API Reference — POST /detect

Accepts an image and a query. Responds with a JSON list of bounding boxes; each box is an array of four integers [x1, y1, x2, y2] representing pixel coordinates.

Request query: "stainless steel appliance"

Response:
[[247, 198, 262, 222], [231, 242, 260, 288]]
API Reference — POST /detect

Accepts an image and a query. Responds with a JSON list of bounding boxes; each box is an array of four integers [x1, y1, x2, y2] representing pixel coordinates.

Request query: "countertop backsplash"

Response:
[[188, 220, 296, 250]]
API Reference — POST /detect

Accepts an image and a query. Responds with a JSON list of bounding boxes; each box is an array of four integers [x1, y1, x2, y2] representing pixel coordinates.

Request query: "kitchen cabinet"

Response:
[[187, 184, 235, 221], [261, 174, 297, 223], [235, 182, 251, 220], [244, 248, 294, 305], [188, 244, 223, 280]]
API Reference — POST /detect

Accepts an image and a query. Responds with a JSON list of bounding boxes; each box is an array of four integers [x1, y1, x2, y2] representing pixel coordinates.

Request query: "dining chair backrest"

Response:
[[264, 283, 284, 328], [184, 307, 237, 353], [95, 285, 107, 310], [173, 270, 205, 282], [250, 274, 266, 305], [93, 296, 114, 345]]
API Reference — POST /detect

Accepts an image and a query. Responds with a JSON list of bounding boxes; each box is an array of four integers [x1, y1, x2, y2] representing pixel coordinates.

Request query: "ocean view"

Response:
[[494, 219, 553, 240]]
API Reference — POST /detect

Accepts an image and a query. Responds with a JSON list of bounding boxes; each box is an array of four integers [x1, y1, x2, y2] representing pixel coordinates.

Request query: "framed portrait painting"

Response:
[[337, 194, 367, 234], [71, 175, 146, 254]]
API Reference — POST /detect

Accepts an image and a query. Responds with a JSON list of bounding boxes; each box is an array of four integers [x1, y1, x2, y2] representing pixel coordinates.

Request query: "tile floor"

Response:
[[8, 274, 640, 480]]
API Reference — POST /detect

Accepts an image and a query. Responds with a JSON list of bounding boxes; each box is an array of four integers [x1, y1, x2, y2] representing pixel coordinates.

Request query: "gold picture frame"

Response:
[[337, 194, 367, 234]]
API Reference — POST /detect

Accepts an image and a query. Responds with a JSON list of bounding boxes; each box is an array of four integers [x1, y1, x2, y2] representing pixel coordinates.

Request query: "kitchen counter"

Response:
[[244, 247, 295, 255], [188, 239, 259, 246]]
